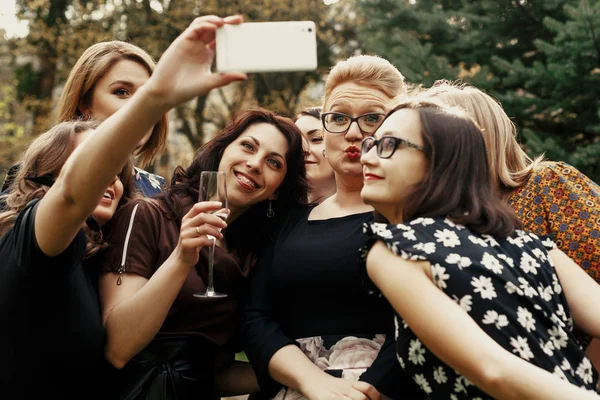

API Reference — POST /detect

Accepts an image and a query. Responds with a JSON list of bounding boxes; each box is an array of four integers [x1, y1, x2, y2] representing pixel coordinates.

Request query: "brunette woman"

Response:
[[97, 107, 308, 399], [361, 100, 600, 399]]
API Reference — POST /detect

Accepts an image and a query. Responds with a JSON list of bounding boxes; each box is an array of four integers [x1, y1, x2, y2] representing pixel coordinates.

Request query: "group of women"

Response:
[[2, 12, 600, 400]]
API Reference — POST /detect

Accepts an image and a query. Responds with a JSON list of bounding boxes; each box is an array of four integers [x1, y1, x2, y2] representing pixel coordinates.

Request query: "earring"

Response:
[[322, 149, 326, 158], [266, 201, 275, 218]]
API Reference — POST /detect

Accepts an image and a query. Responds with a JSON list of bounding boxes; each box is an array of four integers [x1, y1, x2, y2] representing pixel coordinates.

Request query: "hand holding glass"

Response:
[[193, 171, 228, 298]]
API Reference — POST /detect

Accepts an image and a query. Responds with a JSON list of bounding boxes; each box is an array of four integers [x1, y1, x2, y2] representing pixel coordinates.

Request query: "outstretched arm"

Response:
[[35, 15, 246, 257], [367, 241, 600, 400]]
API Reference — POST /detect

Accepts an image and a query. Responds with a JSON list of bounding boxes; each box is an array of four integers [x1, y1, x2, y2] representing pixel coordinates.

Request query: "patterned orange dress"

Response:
[[509, 161, 600, 283]]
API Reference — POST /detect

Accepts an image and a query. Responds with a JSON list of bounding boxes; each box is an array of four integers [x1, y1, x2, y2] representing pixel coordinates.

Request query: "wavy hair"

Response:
[[0, 120, 136, 257], [424, 80, 544, 197], [162, 107, 309, 255]]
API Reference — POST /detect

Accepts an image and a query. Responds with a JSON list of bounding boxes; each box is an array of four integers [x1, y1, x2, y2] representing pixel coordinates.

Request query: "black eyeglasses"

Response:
[[321, 112, 386, 135], [361, 136, 424, 159]]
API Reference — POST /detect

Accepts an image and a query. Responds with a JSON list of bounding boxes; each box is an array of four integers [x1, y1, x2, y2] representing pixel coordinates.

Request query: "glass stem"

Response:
[[206, 237, 216, 295]]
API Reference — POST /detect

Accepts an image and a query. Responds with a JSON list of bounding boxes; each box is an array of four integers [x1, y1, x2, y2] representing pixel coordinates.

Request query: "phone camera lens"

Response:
[[308, 28, 313, 32]]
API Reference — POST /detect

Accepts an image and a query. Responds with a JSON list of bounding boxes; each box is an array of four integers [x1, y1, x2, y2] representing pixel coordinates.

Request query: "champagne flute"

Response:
[[193, 171, 228, 298]]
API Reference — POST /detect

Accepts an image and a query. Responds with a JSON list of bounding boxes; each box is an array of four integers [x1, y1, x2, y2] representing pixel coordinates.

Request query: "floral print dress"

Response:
[[361, 217, 599, 399]]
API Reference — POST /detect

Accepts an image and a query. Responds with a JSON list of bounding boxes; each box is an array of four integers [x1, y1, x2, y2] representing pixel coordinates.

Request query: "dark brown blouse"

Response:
[[99, 196, 255, 347]]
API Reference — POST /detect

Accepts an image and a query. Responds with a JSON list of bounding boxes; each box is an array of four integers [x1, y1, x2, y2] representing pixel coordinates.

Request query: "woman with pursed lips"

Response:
[[295, 107, 336, 204], [243, 55, 424, 400]]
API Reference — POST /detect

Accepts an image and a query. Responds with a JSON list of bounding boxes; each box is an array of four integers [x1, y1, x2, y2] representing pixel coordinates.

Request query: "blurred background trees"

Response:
[[2, 0, 599, 181]]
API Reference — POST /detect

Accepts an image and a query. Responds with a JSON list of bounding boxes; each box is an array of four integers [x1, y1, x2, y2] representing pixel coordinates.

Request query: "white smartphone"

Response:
[[215, 21, 318, 73]]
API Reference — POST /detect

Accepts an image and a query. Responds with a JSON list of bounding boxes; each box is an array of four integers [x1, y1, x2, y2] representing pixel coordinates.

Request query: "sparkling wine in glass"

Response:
[[193, 171, 228, 298]]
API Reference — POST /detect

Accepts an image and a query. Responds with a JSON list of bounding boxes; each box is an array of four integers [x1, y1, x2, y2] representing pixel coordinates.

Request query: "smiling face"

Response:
[[217, 122, 289, 219], [295, 115, 334, 186], [324, 82, 392, 179], [73, 130, 124, 225], [360, 109, 427, 223], [83, 59, 153, 149]]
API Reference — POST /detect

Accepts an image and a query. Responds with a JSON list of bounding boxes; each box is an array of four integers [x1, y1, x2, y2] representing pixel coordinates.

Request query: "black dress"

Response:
[[361, 216, 599, 399], [243, 206, 423, 399], [0, 199, 114, 398]]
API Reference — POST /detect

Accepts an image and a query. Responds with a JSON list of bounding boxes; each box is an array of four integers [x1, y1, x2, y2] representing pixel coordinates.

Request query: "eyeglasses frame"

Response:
[[361, 136, 424, 159], [321, 111, 386, 135]]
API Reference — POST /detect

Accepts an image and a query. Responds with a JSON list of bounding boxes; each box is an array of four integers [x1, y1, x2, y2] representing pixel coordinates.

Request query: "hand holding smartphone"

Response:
[[215, 21, 318, 73]]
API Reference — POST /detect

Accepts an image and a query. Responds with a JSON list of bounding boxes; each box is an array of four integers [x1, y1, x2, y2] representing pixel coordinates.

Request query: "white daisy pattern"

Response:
[[482, 310, 509, 329], [516, 306, 536, 332], [434, 229, 461, 248], [446, 253, 472, 269], [431, 264, 450, 289], [481, 252, 503, 274], [471, 276, 497, 300], [408, 339, 427, 365], [361, 217, 599, 398]]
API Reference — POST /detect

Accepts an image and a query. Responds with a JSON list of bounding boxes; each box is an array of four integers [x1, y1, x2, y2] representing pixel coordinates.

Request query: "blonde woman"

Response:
[[424, 80, 600, 351], [0, 14, 246, 398], [243, 55, 424, 400], [2, 41, 169, 197]]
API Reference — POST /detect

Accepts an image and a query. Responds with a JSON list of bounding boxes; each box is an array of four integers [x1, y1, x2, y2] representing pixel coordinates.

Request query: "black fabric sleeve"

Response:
[[11, 199, 86, 278], [242, 237, 297, 397], [359, 328, 426, 399], [358, 222, 426, 399]]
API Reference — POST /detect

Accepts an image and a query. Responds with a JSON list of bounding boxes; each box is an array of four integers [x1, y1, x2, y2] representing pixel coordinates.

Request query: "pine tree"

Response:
[[494, 0, 600, 179]]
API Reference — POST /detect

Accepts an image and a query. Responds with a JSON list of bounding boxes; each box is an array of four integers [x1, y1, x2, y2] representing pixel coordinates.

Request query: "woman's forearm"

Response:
[[102, 253, 190, 368], [36, 86, 171, 256], [268, 345, 325, 392], [367, 242, 600, 400], [59, 85, 169, 214]]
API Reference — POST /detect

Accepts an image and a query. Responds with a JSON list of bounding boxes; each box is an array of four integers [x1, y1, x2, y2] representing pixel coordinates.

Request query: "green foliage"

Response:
[[356, 0, 600, 182]]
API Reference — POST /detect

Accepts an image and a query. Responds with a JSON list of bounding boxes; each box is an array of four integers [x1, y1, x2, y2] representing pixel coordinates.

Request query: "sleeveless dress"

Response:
[[360, 216, 599, 399]]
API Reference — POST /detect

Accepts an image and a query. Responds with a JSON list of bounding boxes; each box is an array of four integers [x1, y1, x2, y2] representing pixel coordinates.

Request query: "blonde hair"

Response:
[[323, 55, 406, 111], [0, 120, 136, 257], [423, 80, 543, 196], [56, 41, 168, 168]]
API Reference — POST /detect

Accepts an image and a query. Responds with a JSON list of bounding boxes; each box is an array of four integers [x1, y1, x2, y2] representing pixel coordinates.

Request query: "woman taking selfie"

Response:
[[0, 13, 248, 398], [360, 100, 600, 399]]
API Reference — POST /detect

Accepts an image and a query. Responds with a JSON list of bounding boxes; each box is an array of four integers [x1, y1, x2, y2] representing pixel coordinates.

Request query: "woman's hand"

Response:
[[301, 374, 381, 400], [174, 201, 228, 267], [145, 14, 248, 109]]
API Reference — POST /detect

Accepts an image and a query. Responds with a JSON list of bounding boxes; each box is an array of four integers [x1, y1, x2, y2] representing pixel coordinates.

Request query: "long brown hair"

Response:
[[56, 41, 168, 168], [163, 107, 309, 255], [0, 120, 136, 257], [391, 100, 519, 237]]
